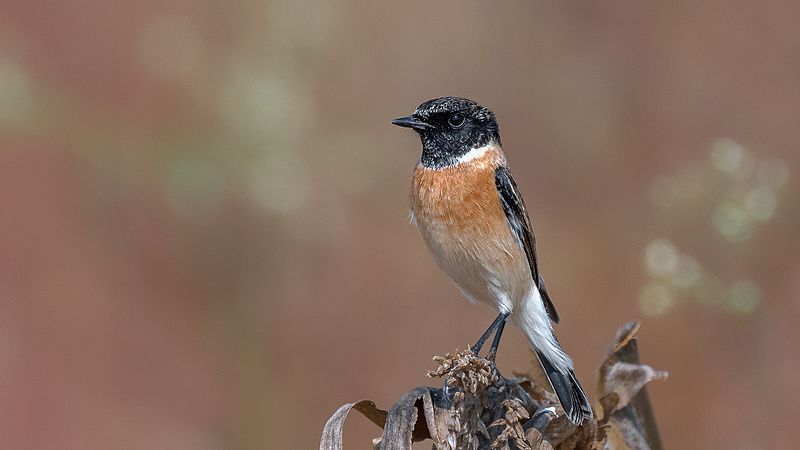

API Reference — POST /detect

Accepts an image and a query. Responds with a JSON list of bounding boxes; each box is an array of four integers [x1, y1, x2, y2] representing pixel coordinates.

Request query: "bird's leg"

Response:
[[471, 313, 507, 354], [486, 314, 509, 362]]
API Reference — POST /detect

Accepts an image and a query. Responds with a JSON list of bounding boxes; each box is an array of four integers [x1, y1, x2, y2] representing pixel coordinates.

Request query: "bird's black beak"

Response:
[[391, 115, 435, 131]]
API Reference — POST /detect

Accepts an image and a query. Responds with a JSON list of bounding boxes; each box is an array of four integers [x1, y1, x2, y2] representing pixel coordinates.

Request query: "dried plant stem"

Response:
[[320, 322, 666, 450]]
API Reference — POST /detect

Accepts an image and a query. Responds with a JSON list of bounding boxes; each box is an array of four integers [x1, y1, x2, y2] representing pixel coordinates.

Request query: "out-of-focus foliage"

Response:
[[0, 1, 798, 449], [640, 139, 790, 317]]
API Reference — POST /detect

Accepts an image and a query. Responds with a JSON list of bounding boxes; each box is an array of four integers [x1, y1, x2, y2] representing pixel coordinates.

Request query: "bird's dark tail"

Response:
[[536, 350, 593, 425]]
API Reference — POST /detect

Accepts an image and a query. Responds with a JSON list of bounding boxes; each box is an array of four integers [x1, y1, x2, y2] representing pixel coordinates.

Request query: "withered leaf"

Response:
[[320, 400, 387, 450], [377, 387, 431, 449], [599, 361, 668, 411], [598, 393, 620, 423], [599, 321, 666, 450]]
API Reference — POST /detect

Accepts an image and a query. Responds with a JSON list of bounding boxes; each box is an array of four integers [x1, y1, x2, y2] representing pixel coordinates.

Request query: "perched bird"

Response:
[[392, 96, 593, 425]]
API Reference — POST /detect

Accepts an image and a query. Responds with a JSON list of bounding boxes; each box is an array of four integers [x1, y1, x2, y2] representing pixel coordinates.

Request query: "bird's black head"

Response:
[[392, 97, 500, 168]]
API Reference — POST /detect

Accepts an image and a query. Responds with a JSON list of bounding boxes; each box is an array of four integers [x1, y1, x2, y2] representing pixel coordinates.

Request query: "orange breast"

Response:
[[412, 152, 507, 236], [410, 146, 530, 306]]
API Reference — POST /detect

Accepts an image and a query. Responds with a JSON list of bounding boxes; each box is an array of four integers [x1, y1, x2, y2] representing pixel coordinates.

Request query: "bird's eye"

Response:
[[448, 113, 466, 128]]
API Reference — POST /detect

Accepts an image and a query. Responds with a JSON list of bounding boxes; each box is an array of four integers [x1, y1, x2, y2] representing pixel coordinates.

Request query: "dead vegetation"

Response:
[[321, 322, 666, 450]]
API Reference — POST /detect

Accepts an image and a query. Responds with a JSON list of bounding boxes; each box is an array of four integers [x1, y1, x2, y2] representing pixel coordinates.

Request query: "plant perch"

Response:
[[320, 321, 666, 450]]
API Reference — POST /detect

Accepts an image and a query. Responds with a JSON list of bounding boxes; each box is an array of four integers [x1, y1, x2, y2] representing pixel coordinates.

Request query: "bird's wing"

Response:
[[494, 165, 560, 323]]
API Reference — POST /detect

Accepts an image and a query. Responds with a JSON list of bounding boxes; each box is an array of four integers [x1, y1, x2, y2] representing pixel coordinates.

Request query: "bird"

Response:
[[391, 96, 593, 425]]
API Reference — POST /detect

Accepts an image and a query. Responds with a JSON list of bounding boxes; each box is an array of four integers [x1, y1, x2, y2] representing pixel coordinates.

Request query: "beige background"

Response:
[[1, 1, 798, 449]]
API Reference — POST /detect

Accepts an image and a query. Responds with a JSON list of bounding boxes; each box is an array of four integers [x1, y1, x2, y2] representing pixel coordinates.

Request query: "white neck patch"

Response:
[[456, 144, 493, 164]]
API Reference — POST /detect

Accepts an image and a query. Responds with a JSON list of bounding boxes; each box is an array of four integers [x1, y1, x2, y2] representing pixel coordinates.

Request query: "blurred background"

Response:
[[1, 1, 798, 449]]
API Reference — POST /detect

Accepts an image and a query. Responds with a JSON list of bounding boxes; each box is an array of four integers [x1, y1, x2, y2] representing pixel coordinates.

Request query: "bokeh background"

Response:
[[1, 1, 799, 449]]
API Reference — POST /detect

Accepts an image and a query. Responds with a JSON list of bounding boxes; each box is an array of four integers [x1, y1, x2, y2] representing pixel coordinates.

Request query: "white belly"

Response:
[[415, 215, 532, 314]]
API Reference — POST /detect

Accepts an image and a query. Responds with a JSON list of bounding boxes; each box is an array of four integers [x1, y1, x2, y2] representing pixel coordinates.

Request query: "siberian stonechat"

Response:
[[392, 96, 593, 425]]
